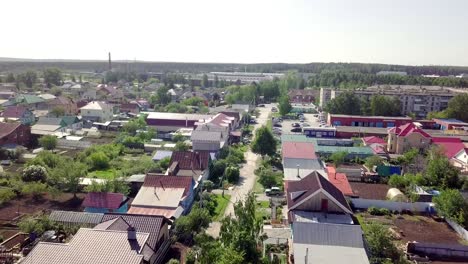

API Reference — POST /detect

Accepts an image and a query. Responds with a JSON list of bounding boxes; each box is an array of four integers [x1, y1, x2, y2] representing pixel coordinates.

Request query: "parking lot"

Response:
[[273, 111, 325, 136]]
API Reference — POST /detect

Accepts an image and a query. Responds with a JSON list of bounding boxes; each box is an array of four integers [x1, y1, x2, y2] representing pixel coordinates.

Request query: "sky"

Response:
[[1, 0, 468, 66]]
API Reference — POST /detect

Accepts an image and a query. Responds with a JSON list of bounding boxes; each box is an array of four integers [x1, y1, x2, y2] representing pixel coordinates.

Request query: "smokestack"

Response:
[[127, 226, 136, 240], [108, 52, 112, 71]]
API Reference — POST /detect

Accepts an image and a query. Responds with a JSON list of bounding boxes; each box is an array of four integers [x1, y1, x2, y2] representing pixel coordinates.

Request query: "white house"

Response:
[[453, 148, 468, 173], [80, 101, 113, 123]]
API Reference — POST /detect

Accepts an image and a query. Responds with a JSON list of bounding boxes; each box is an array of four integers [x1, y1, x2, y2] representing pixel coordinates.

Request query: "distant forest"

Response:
[[1, 59, 468, 76]]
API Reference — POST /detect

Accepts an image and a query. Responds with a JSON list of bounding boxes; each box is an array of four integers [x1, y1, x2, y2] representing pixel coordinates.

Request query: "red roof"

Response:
[[286, 171, 351, 213], [1, 106, 28, 118], [127, 206, 176, 218], [326, 167, 353, 196], [0, 122, 22, 139], [362, 136, 386, 145], [208, 113, 232, 127], [169, 151, 210, 170], [389, 123, 431, 138], [432, 137, 465, 159], [143, 174, 193, 196], [82, 192, 125, 209], [282, 142, 316, 159], [369, 143, 387, 155]]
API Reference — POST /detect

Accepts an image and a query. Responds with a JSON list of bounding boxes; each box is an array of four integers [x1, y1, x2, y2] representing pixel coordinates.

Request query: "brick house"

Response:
[[0, 122, 31, 147]]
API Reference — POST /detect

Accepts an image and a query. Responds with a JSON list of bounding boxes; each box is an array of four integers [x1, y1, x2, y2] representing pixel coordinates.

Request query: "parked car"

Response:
[[273, 123, 282, 127], [291, 123, 300, 127], [291, 127, 302, 132], [265, 187, 281, 196], [257, 104, 265, 107], [301, 123, 310, 127]]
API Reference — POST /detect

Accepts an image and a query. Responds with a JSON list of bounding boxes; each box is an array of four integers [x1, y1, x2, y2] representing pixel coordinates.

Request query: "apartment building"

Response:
[[320, 85, 462, 118]]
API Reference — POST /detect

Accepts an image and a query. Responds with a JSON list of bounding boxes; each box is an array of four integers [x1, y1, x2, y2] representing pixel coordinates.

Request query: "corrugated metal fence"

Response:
[[350, 198, 433, 212]]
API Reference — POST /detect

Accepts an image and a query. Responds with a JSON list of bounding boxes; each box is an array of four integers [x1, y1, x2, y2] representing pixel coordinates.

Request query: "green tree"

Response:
[[22, 165, 48, 182], [202, 74, 209, 88], [87, 151, 110, 170], [257, 168, 279, 188], [172, 133, 185, 142], [154, 86, 172, 106], [122, 116, 147, 136], [225, 166, 240, 183], [251, 126, 277, 156], [174, 141, 189, 151], [51, 161, 87, 198], [433, 189, 468, 225], [50, 106, 65, 117], [5, 73, 15, 83], [220, 192, 263, 263], [325, 91, 362, 115], [365, 155, 384, 169], [425, 150, 460, 188], [43, 68, 63, 87], [444, 94, 468, 122], [278, 96, 292, 116], [19, 70, 38, 88], [210, 159, 227, 182], [174, 206, 211, 243], [21, 182, 49, 200], [330, 151, 348, 168], [38, 135, 57, 150], [370, 95, 401, 116], [158, 157, 171, 171], [364, 222, 404, 264]]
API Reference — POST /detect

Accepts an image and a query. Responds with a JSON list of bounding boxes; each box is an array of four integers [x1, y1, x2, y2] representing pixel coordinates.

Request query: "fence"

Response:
[[350, 198, 433, 212], [57, 139, 92, 149], [446, 219, 468, 241]]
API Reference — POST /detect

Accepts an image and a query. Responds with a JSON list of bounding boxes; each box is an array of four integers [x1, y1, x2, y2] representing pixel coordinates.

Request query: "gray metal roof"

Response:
[[293, 222, 364, 248], [191, 130, 221, 142], [283, 157, 324, 170], [49, 210, 104, 225]]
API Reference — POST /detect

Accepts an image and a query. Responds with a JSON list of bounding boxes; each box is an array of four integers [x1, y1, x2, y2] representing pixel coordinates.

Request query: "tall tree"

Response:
[[325, 91, 362, 115], [220, 192, 263, 263], [5, 73, 15, 83], [444, 94, 468, 122], [330, 151, 348, 168], [433, 189, 468, 225], [43, 68, 63, 87], [370, 95, 401, 116], [278, 96, 292, 116], [425, 149, 460, 189], [251, 126, 277, 156], [20, 71, 37, 88]]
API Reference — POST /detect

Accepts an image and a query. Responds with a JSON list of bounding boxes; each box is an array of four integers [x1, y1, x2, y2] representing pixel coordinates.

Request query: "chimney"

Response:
[[108, 52, 112, 71], [296, 164, 301, 179], [127, 226, 136, 240], [160, 180, 165, 190]]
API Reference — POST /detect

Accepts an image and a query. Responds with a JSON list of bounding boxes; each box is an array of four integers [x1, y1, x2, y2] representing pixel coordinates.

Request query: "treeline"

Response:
[[2, 60, 468, 76], [325, 92, 402, 117], [307, 71, 468, 88]]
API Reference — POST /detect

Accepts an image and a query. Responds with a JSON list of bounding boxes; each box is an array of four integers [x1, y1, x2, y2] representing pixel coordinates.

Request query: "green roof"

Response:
[[281, 134, 316, 143], [14, 94, 45, 104], [61, 116, 79, 126]]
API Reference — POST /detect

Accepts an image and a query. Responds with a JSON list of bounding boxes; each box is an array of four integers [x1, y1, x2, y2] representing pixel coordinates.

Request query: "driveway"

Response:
[[206, 104, 273, 237]]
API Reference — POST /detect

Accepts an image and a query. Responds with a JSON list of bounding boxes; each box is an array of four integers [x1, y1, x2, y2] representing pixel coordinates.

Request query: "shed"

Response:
[[386, 188, 407, 202]]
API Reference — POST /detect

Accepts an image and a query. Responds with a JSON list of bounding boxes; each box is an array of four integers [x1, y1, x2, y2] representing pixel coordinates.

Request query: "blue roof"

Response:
[[152, 150, 173, 161]]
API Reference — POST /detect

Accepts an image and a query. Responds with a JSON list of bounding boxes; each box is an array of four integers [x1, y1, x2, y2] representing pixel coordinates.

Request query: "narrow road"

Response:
[[206, 104, 272, 237]]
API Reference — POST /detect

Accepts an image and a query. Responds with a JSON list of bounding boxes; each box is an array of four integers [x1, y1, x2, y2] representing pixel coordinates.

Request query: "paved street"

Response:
[[206, 104, 273, 237]]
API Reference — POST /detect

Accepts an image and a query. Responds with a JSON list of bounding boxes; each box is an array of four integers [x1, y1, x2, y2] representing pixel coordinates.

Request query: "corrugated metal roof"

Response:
[[82, 192, 126, 209], [282, 142, 317, 159], [293, 243, 370, 264], [152, 150, 173, 161], [21, 228, 148, 264], [49, 210, 104, 225], [283, 158, 324, 170], [147, 112, 212, 121], [293, 222, 364, 248], [191, 130, 221, 142]]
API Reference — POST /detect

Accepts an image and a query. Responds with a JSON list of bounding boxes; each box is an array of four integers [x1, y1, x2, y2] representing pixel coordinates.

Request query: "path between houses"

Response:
[[206, 104, 273, 237]]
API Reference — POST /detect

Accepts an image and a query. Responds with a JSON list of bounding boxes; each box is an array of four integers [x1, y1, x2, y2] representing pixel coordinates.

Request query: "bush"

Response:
[[225, 166, 240, 183], [21, 182, 49, 200], [22, 165, 48, 182], [87, 151, 110, 170], [388, 174, 409, 189], [0, 188, 16, 205], [18, 216, 57, 235], [38, 135, 57, 150], [368, 207, 391, 216], [202, 180, 214, 192]]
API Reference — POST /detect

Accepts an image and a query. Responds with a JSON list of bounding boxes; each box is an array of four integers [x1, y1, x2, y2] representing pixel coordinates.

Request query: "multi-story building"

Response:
[[320, 85, 463, 118]]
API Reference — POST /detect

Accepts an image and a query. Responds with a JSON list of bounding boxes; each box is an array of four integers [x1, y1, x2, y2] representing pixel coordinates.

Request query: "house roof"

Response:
[[362, 136, 386, 145], [21, 228, 148, 264], [36, 117, 63, 126], [49, 96, 73, 105], [31, 124, 61, 135], [207, 113, 233, 127], [388, 123, 431, 138], [82, 192, 126, 210], [169, 151, 210, 170], [326, 167, 353, 196], [292, 222, 369, 264], [131, 186, 185, 208], [191, 130, 222, 142], [283, 158, 324, 170], [80, 101, 110, 110], [432, 137, 465, 159], [282, 142, 317, 159], [220, 111, 240, 121], [287, 171, 351, 214], [127, 206, 179, 219], [98, 213, 167, 251], [144, 174, 193, 197], [1, 105, 28, 118], [146, 112, 212, 121], [61, 116, 80, 126], [0, 122, 21, 139], [13, 94, 45, 104], [49, 210, 104, 225], [152, 150, 173, 161]]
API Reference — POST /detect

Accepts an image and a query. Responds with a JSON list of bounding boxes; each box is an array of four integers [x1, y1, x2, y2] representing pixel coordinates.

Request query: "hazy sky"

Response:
[[1, 0, 467, 65]]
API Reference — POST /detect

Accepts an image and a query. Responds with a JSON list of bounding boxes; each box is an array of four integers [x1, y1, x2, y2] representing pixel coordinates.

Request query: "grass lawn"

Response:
[[88, 169, 117, 180], [257, 200, 270, 209], [212, 194, 231, 221], [254, 179, 264, 194]]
